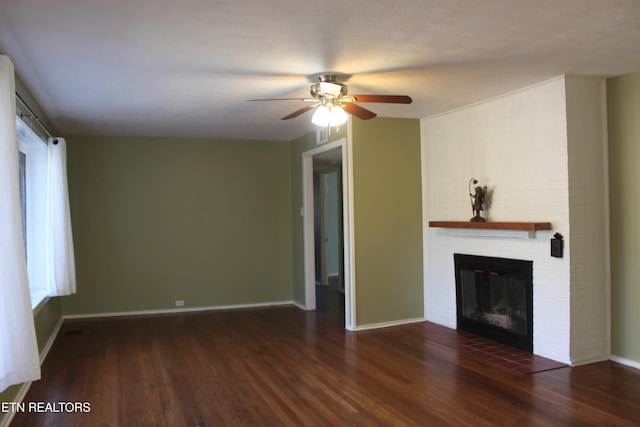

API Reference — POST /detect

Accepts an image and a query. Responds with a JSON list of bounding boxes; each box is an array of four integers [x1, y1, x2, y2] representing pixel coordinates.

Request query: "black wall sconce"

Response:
[[551, 233, 564, 258]]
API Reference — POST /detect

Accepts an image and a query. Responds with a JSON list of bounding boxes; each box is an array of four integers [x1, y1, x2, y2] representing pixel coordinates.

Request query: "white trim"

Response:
[[600, 78, 613, 361], [39, 316, 63, 364], [291, 300, 307, 310], [62, 300, 295, 320], [348, 317, 426, 332], [420, 121, 430, 326], [302, 134, 356, 329], [345, 119, 356, 329], [569, 355, 611, 367], [610, 355, 640, 370], [302, 153, 316, 311], [32, 295, 50, 316]]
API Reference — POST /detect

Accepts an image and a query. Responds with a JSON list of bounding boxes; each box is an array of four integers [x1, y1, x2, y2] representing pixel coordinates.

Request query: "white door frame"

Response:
[[302, 136, 355, 329]]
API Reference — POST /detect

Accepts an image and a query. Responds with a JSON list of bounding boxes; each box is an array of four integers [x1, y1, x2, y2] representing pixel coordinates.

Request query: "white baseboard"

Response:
[[569, 354, 610, 367], [63, 300, 295, 320], [610, 355, 640, 370], [40, 317, 63, 364], [347, 317, 426, 331], [291, 301, 308, 310]]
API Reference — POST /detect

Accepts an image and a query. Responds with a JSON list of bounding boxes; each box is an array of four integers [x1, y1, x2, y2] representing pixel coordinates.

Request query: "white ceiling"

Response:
[[1, 0, 639, 142]]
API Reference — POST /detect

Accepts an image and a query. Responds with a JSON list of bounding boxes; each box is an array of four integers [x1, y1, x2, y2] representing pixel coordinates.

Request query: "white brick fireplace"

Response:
[[421, 76, 610, 365]]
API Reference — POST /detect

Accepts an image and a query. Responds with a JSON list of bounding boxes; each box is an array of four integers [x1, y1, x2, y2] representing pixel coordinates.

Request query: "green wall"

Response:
[[289, 120, 423, 325], [608, 71, 640, 363], [351, 118, 424, 325], [63, 136, 293, 315]]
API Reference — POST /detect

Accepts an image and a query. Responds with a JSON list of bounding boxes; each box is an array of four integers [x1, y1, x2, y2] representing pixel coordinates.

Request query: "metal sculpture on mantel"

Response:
[[469, 178, 488, 222]]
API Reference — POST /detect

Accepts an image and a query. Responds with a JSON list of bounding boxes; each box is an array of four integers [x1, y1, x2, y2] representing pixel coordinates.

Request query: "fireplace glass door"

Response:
[[455, 254, 533, 352]]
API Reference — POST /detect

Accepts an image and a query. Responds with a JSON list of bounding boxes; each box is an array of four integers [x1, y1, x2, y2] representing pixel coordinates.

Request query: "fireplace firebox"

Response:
[[454, 254, 533, 352]]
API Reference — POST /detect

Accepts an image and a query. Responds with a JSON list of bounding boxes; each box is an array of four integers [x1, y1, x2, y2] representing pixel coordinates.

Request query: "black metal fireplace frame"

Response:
[[454, 253, 533, 352]]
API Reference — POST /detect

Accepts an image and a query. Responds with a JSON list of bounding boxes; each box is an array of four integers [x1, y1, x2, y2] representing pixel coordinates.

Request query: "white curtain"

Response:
[[46, 137, 76, 296], [0, 55, 41, 392]]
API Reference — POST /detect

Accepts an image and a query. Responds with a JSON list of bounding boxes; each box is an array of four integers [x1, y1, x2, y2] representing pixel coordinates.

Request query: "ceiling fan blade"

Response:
[[248, 98, 316, 102], [351, 95, 413, 104], [281, 104, 317, 120], [342, 103, 377, 120]]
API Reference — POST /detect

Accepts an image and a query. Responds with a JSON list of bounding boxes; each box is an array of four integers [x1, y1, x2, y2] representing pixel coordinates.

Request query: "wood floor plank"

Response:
[[7, 301, 640, 426]]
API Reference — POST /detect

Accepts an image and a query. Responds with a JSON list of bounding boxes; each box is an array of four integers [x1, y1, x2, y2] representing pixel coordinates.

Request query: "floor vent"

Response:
[[62, 329, 86, 336]]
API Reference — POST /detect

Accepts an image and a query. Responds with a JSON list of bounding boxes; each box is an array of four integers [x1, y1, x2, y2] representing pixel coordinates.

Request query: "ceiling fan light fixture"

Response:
[[311, 105, 330, 126], [311, 81, 348, 98], [328, 105, 348, 126], [251, 71, 411, 124], [311, 105, 348, 127]]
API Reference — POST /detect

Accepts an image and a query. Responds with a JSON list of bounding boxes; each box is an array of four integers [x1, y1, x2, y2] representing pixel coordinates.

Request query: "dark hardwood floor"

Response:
[[10, 288, 640, 426]]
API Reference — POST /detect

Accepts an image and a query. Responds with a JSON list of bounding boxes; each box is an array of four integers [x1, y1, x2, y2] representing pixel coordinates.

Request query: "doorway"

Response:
[[314, 157, 343, 288], [314, 155, 344, 316], [302, 138, 354, 329]]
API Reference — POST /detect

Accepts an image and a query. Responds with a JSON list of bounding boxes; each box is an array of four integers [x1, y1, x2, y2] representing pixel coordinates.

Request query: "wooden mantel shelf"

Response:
[[428, 221, 552, 231]]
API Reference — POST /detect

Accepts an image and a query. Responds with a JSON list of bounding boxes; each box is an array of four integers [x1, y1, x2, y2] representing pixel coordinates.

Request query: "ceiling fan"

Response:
[[249, 72, 412, 127]]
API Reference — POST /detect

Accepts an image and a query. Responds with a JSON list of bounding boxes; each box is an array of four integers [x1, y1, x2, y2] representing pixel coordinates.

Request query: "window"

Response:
[[16, 117, 49, 309]]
